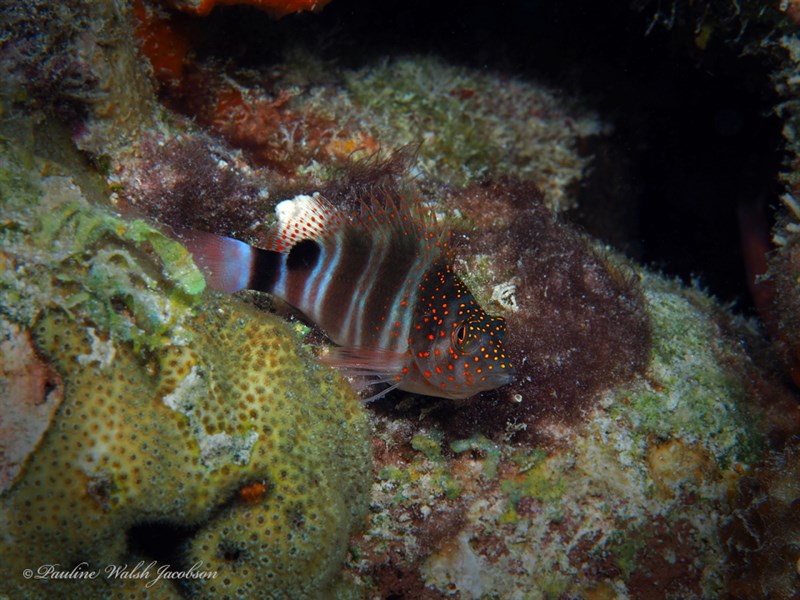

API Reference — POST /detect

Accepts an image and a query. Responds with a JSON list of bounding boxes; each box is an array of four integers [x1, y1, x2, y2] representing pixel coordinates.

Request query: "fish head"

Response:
[[448, 311, 515, 391], [410, 308, 515, 399]]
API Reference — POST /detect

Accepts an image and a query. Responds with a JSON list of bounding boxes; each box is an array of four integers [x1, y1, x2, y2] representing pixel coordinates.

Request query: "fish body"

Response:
[[181, 191, 514, 400]]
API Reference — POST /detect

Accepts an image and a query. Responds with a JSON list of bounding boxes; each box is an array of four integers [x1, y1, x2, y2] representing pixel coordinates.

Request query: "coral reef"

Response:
[[334, 57, 600, 211], [155, 53, 600, 210], [2, 0, 800, 598], [616, 8, 800, 595], [0, 128, 370, 598]]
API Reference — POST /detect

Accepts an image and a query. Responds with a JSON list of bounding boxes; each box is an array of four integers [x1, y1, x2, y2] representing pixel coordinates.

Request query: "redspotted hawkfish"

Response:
[[180, 191, 514, 401]]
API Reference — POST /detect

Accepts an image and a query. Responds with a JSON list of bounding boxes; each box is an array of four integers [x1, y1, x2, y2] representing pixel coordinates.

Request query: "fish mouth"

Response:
[[498, 372, 516, 386], [484, 369, 516, 389]]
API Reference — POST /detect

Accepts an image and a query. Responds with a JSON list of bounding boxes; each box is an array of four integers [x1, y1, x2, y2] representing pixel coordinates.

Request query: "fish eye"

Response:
[[452, 322, 472, 352]]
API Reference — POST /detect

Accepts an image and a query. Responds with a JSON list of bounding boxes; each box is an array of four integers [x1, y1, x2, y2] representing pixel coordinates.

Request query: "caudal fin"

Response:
[[175, 228, 256, 293]]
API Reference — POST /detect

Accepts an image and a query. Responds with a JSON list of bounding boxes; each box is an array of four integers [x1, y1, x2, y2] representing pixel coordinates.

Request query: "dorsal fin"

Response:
[[264, 189, 447, 262], [265, 193, 343, 253]]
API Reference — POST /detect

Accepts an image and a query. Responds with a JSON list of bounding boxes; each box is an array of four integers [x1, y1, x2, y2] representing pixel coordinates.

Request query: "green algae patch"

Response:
[[379, 461, 461, 504], [0, 137, 205, 351], [501, 459, 568, 506], [411, 431, 444, 461], [126, 219, 206, 296], [451, 433, 502, 479], [378, 464, 412, 485], [609, 272, 767, 468], [434, 472, 464, 500], [604, 528, 648, 579]]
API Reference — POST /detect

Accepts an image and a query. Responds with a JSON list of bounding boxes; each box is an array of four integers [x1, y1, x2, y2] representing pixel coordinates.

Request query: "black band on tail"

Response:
[[248, 248, 281, 293]]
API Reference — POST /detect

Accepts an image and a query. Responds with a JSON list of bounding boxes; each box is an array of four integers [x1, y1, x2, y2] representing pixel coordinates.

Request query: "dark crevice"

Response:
[[126, 520, 200, 568]]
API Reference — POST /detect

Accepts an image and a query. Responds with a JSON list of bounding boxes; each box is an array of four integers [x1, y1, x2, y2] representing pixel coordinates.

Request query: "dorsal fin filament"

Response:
[[266, 193, 343, 253]]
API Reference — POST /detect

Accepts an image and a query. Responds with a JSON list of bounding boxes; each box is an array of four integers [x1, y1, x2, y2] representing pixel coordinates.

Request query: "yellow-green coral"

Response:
[[178, 304, 370, 598], [1, 296, 370, 599], [0, 130, 370, 599]]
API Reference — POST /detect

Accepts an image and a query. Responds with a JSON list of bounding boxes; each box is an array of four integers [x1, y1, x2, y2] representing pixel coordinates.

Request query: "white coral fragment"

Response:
[[162, 366, 259, 469], [490, 280, 520, 313]]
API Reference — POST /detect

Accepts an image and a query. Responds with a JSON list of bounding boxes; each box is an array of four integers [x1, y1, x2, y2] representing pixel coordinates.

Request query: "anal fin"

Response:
[[320, 346, 409, 402]]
